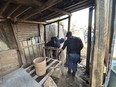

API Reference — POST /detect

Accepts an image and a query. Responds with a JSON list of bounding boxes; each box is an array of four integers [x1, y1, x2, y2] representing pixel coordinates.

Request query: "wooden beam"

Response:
[[109, 0, 115, 53], [90, 0, 113, 87], [65, 0, 89, 10], [68, 16, 71, 32], [38, 24, 40, 36], [45, 16, 69, 25], [68, 4, 93, 13], [49, 4, 91, 22], [0, 16, 5, 18], [40, 0, 89, 16], [5, 0, 70, 18], [58, 21, 59, 38], [7, 5, 22, 18], [22, 42, 44, 48], [44, 47, 62, 51], [14, 7, 32, 18], [0, 16, 7, 21], [49, 7, 71, 15], [23, 0, 62, 20], [0, 1, 10, 15], [39, 12, 58, 21], [16, 19, 46, 24], [86, 7, 93, 75], [40, 0, 91, 21], [34, 0, 71, 15], [65, 0, 93, 12], [4, 0, 42, 6], [103, 0, 114, 86], [11, 23, 27, 67], [44, 25, 46, 44]]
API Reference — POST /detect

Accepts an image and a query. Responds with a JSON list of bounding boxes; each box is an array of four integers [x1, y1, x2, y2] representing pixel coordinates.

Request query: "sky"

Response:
[[71, 8, 89, 29]]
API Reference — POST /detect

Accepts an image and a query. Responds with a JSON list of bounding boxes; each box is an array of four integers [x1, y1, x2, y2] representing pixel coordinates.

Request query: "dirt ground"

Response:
[[53, 47, 89, 87], [57, 67, 89, 87]]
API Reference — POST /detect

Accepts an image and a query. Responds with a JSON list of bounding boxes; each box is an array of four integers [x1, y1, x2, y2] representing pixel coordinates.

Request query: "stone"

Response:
[[43, 76, 57, 87], [51, 68, 62, 79]]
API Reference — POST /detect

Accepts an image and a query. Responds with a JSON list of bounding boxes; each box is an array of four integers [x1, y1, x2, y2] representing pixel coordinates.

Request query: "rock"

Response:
[[74, 75, 86, 85], [43, 76, 57, 87], [51, 68, 62, 79]]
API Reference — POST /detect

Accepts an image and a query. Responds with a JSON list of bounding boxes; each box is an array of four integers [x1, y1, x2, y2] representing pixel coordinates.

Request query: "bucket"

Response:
[[108, 64, 116, 87], [33, 57, 46, 76]]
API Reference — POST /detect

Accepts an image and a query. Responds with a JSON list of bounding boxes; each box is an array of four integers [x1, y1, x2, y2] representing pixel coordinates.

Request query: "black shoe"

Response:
[[72, 72, 76, 76], [67, 70, 71, 74]]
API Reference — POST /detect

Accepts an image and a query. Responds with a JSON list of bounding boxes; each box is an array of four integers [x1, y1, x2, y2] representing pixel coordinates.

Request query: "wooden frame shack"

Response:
[[0, 0, 115, 87]]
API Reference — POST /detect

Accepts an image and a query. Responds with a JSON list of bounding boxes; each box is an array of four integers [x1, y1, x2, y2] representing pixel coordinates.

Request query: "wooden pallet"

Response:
[[24, 57, 61, 86]]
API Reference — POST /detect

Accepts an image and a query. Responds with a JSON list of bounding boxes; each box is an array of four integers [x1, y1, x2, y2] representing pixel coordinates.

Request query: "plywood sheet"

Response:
[[0, 68, 39, 87], [0, 49, 19, 76]]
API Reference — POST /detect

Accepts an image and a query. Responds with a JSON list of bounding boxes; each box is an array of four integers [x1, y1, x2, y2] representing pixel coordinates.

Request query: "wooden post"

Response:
[[58, 21, 59, 38], [38, 24, 40, 37], [107, 0, 114, 53], [11, 23, 27, 67], [44, 25, 46, 44], [86, 7, 93, 75], [90, 0, 113, 87], [68, 16, 71, 32]]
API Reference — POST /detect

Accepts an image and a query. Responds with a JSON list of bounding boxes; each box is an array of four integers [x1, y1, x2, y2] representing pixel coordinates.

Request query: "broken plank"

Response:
[[46, 60, 57, 70]]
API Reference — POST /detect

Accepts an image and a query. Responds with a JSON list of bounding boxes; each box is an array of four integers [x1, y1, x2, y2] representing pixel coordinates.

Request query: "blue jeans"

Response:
[[68, 53, 80, 73]]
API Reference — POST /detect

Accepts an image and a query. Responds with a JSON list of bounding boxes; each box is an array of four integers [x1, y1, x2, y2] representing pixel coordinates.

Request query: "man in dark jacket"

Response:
[[46, 36, 64, 58], [46, 37, 60, 48], [46, 37, 64, 48], [62, 31, 83, 76]]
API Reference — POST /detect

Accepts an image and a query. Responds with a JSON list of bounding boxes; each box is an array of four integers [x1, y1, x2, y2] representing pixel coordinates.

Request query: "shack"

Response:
[[0, 0, 115, 87]]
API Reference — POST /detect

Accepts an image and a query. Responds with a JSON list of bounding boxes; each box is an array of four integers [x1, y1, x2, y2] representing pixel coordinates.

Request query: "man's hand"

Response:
[[78, 58, 82, 63], [57, 51, 61, 57], [57, 49, 63, 59]]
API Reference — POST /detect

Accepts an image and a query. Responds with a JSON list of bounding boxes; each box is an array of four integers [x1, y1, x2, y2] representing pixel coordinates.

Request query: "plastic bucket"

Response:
[[33, 57, 46, 76]]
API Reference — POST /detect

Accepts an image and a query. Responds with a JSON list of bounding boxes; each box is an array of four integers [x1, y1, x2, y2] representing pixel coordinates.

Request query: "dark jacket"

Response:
[[46, 37, 64, 48], [62, 36, 83, 54]]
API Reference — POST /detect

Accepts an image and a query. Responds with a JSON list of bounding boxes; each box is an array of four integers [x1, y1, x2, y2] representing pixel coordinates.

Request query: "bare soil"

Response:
[[53, 47, 89, 87]]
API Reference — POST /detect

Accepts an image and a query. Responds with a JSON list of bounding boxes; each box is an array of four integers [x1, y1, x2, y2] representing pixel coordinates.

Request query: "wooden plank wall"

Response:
[[0, 20, 45, 76], [90, 0, 113, 87], [15, 23, 39, 41], [21, 41, 45, 65], [0, 48, 19, 77], [12, 23, 45, 66], [0, 21, 20, 77], [0, 21, 17, 50], [40, 24, 44, 42]]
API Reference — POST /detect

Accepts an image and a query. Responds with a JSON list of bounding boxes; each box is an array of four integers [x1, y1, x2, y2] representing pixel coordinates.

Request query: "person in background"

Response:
[[61, 31, 83, 76], [45, 36, 64, 58], [46, 37, 64, 48]]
